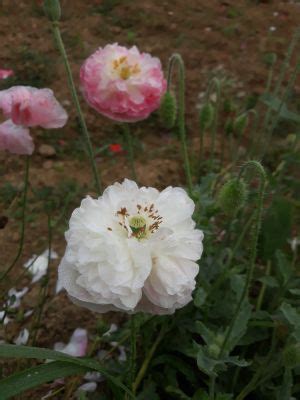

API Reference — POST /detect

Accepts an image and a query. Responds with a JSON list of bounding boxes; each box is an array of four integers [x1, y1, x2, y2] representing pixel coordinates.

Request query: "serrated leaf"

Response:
[[0, 361, 87, 400], [261, 93, 300, 122], [194, 321, 215, 345], [258, 276, 279, 288], [280, 303, 300, 328], [137, 381, 159, 400], [196, 346, 219, 377], [227, 299, 252, 351]]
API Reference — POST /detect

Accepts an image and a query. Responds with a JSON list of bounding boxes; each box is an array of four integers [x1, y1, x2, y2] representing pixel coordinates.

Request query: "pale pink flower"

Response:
[[80, 43, 166, 122], [0, 86, 68, 129], [0, 120, 34, 155], [0, 69, 14, 80]]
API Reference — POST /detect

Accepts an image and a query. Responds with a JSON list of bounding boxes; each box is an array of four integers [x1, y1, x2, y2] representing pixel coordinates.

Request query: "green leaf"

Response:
[[261, 93, 300, 122], [277, 368, 293, 400], [137, 381, 159, 400], [0, 361, 87, 400], [280, 303, 300, 328], [276, 250, 292, 286], [227, 299, 252, 351], [258, 276, 279, 288], [194, 321, 215, 345], [194, 287, 207, 308], [261, 198, 292, 261], [165, 386, 191, 400], [196, 346, 219, 377], [0, 344, 132, 398]]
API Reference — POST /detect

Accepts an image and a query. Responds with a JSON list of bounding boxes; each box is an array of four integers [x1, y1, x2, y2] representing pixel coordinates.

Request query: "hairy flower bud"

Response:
[[233, 113, 248, 136], [218, 178, 248, 215], [225, 119, 234, 135], [160, 91, 177, 129], [283, 343, 300, 369], [199, 102, 214, 130], [43, 0, 61, 22]]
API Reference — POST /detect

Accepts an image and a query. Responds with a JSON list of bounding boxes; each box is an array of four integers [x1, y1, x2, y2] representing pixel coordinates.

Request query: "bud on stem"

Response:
[[43, 0, 61, 22], [159, 91, 177, 129]]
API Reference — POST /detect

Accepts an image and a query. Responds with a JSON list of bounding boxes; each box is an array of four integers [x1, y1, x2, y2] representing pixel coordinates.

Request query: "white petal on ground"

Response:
[[76, 382, 97, 395], [103, 323, 118, 336], [54, 328, 88, 357], [24, 249, 58, 283], [84, 371, 104, 382], [7, 287, 28, 309], [14, 328, 29, 345], [0, 311, 11, 325]]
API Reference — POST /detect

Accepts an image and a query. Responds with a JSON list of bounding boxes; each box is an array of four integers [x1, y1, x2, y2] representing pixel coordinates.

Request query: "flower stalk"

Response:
[[0, 156, 30, 282], [218, 161, 267, 359], [123, 124, 137, 181], [49, 20, 102, 195], [167, 53, 193, 195]]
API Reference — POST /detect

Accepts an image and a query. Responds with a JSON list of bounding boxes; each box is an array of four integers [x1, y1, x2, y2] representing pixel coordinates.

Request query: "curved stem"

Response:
[[123, 124, 137, 181], [0, 156, 30, 281], [126, 314, 137, 393], [218, 161, 267, 358], [167, 53, 193, 194], [51, 22, 102, 194], [132, 325, 165, 394]]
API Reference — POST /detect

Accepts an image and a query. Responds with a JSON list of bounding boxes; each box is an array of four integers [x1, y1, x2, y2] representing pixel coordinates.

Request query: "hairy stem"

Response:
[[167, 53, 193, 194], [218, 161, 267, 358], [51, 22, 102, 194], [123, 124, 137, 181], [1, 156, 30, 281]]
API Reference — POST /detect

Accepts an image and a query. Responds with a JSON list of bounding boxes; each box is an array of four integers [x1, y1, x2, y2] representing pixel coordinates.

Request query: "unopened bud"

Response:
[[233, 113, 249, 136], [218, 178, 248, 215], [283, 343, 300, 369], [225, 119, 234, 135], [199, 102, 214, 130], [43, 0, 61, 22], [159, 91, 177, 129]]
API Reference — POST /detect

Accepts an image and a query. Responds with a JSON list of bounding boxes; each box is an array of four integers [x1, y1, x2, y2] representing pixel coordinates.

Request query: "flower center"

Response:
[[112, 204, 163, 240], [112, 56, 141, 80], [129, 215, 147, 239]]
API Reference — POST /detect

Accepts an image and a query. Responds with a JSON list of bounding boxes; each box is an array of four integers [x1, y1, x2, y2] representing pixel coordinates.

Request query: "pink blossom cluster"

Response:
[[0, 86, 68, 155]]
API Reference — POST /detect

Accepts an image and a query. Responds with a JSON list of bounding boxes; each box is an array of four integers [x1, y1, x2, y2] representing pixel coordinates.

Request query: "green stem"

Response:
[[167, 53, 193, 194], [256, 260, 271, 311], [132, 326, 165, 394], [123, 124, 137, 181], [129, 314, 137, 391], [0, 156, 30, 281], [51, 22, 102, 194], [218, 161, 267, 359], [209, 79, 221, 172], [31, 214, 52, 346], [209, 376, 216, 400]]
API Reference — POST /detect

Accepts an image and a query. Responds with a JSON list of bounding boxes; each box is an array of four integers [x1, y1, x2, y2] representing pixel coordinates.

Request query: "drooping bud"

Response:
[[43, 0, 61, 22], [233, 113, 249, 136], [199, 102, 214, 131], [159, 91, 177, 129], [283, 343, 300, 369], [217, 178, 248, 215]]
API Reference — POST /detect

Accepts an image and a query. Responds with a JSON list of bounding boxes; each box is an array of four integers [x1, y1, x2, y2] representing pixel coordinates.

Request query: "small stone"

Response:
[[43, 160, 53, 169], [38, 144, 56, 157]]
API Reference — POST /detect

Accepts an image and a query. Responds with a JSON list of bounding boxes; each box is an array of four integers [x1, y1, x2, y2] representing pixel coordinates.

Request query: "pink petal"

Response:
[[54, 328, 88, 357], [0, 86, 68, 129], [0, 69, 14, 80], [0, 120, 34, 155]]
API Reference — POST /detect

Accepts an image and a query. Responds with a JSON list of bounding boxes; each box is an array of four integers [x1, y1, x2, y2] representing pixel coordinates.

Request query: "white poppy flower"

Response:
[[24, 249, 58, 283], [58, 179, 204, 315]]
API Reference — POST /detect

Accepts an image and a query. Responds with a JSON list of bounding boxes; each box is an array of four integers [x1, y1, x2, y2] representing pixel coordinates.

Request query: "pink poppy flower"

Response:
[[80, 43, 167, 122], [0, 86, 68, 129], [0, 120, 34, 155], [0, 69, 14, 80]]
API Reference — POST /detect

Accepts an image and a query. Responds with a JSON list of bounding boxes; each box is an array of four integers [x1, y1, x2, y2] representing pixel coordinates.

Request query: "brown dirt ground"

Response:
[[1, 0, 300, 398]]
